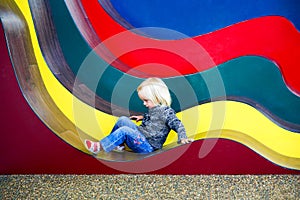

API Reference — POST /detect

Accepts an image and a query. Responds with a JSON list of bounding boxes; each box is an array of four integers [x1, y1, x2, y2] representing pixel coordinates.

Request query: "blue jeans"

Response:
[[100, 116, 154, 153]]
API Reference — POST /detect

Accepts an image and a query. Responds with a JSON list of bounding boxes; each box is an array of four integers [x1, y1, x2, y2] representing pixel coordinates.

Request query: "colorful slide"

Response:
[[0, 0, 299, 174]]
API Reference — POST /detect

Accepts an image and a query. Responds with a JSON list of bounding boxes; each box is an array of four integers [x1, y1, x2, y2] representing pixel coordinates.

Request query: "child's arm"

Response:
[[130, 115, 144, 122], [165, 108, 193, 144]]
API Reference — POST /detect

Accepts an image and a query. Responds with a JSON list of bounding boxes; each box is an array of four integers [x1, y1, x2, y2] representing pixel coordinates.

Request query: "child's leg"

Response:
[[110, 116, 137, 151], [100, 126, 153, 153], [110, 116, 138, 133]]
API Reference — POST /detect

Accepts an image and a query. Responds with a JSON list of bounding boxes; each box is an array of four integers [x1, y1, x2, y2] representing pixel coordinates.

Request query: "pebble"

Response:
[[0, 175, 299, 199]]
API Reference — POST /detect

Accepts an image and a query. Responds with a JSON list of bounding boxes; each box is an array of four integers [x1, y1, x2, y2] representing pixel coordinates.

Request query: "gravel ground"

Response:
[[0, 175, 299, 199]]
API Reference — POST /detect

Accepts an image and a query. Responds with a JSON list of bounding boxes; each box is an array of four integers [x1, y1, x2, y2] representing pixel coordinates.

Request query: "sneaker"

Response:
[[84, 139, 101, 154]]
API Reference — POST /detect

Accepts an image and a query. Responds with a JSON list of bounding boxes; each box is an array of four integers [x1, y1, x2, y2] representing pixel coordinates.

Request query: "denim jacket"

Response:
[[138, 105, 187, 150]]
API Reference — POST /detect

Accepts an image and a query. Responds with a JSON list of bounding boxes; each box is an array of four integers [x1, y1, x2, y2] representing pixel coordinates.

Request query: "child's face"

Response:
[[138, 92, 155, 109]]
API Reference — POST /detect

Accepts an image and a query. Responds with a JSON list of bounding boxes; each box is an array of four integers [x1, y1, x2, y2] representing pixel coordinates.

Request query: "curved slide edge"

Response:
[[2, 0, 299, 170], [2, 0, 299, 172], [28, 0, 131, 116], [1, 11, 299, 174], [18, 0, 297, 162], [0, 0, 93, 155]]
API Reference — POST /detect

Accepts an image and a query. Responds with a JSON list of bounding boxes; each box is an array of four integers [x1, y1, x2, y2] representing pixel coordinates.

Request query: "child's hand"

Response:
[[130, 115, 143, 122], [180, 138, 194, 144]]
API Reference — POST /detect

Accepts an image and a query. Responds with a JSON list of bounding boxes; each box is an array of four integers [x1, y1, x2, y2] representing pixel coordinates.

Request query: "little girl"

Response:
[[84, 77, 193, 154]]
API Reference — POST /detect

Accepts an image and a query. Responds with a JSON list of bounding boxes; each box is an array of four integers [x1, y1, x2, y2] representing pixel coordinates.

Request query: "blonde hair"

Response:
[[137, 77, 171, 106]]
